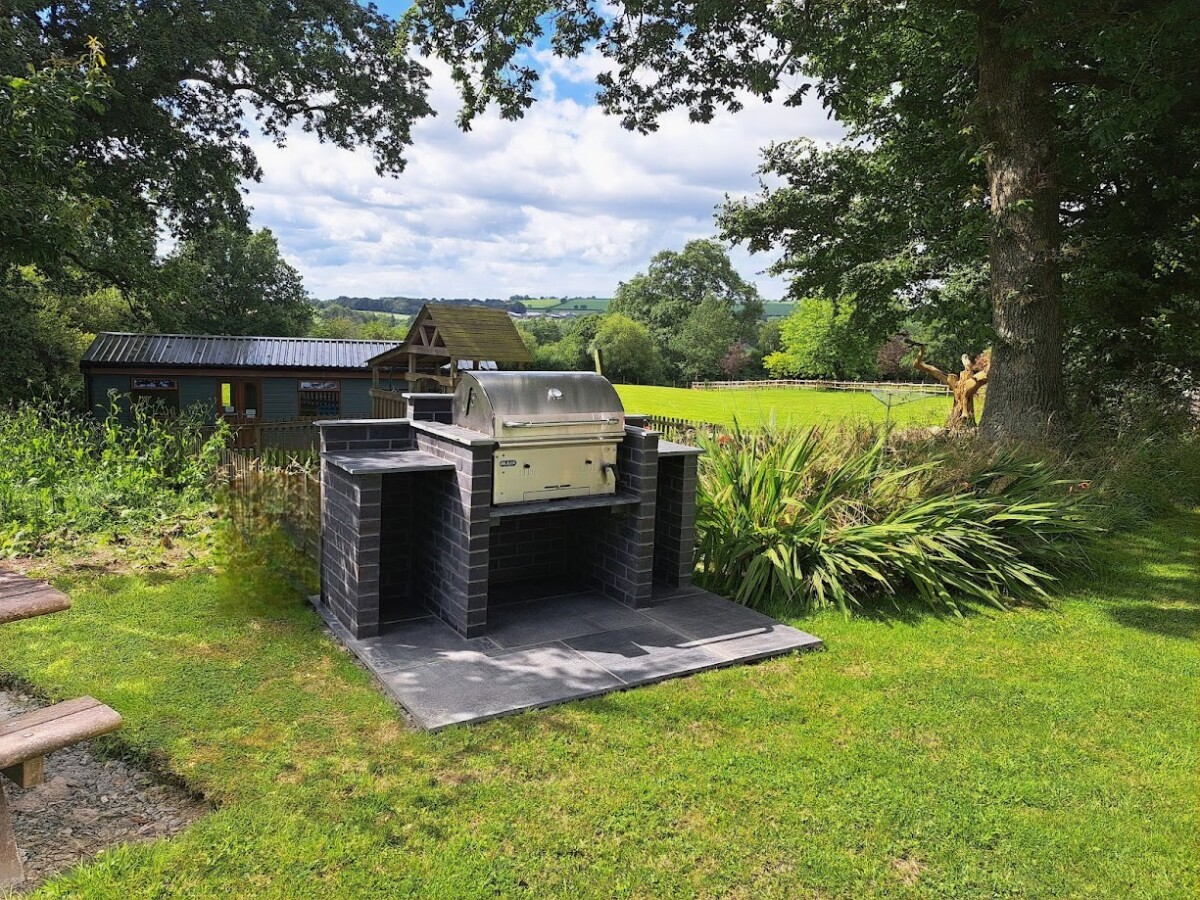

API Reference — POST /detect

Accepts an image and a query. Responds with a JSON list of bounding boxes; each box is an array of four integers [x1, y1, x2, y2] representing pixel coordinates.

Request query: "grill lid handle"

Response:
[[502, 418, 622, 428]]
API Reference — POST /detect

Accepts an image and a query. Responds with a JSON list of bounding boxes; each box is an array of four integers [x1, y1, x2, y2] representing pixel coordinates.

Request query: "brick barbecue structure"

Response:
[[316, 380, 700, 640], [313, 373, 822, 730]]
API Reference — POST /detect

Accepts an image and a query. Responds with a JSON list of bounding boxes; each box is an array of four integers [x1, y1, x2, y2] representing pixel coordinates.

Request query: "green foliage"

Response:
[[518, 315, 602, 372], [610, 239, 763, 378], [696, 426, 1099, 616], [0, 39, 111, 271], [669, 297, 746, 383], [0, 398, 227, 555], [592, 314, 663, 384], [154, 227, 311, 336], [763, 296, 879, 379], [2, 2, 431, 294], [0, 266, 138, 405]]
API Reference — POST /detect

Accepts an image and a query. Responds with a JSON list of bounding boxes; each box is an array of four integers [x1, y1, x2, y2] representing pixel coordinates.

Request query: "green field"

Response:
[[763, 301, 796, 319], [550, 298, 610, 313], [615, 384, 948, 428]]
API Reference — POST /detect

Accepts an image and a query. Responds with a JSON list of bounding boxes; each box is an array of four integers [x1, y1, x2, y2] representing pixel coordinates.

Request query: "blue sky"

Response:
[[243, 13, 842, 301]]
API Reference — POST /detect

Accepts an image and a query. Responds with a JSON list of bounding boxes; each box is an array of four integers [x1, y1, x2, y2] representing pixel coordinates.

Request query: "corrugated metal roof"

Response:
[[82, 333, 400, 371]]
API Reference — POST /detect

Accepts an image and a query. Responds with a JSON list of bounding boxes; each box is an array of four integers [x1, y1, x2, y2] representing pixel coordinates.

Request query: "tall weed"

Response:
[[0, 396, 228, 555]]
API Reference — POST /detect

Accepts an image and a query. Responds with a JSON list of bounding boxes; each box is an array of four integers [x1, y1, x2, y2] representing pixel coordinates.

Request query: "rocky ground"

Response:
[[1, 689, 209, 891]]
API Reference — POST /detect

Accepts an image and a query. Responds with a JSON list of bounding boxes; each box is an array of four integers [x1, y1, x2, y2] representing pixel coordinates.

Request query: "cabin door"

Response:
[[217, 379, 262, 448]]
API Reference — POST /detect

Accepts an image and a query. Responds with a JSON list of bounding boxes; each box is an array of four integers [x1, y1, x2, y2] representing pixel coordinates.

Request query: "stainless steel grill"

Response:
[[453, 371, 626, 504]]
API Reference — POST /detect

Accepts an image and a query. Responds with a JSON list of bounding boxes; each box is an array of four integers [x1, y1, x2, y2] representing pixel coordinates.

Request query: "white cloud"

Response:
[[244, 59, 842, 300]]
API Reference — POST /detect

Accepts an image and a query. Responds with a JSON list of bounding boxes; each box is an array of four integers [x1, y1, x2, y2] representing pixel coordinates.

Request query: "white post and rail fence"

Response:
[[690, 379, 950, 393]]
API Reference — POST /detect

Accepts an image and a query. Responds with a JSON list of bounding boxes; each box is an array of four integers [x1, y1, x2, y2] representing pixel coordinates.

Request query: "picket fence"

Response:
[[218, 453, 322, 562]]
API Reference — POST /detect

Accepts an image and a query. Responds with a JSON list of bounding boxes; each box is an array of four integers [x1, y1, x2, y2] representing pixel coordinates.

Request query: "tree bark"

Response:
[[975, 5, 1070, 443]]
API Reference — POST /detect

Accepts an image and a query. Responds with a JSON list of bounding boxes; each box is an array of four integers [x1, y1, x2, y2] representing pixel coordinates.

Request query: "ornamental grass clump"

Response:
[[695, 425, 1099, 616]]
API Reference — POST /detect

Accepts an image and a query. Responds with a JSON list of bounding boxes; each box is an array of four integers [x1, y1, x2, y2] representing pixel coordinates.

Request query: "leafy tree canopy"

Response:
[[2, 1, 431, 292], [593, 314, 664, 385], [155, 227, 311, 336], [764, 297, 877, 381], [410, 0, 1200, 441], [610, 239, 763, 373], [670, 297, 747, 384]]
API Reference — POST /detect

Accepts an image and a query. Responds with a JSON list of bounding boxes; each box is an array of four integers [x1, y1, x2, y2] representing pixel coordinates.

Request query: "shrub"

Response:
[[695, 425, 1100, 616], [0, 396, 228, 555]]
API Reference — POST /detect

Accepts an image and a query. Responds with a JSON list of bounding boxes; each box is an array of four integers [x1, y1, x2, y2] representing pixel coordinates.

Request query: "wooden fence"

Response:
[[690, 379, 949, 393], [217, 455, 322, 562], [635, 415, 725, 443]]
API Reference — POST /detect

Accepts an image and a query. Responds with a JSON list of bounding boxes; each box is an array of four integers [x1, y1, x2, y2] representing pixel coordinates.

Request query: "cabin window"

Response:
[[298, 380, 341, 417], [130, 378, 179, 413], [242, 382, 258, 420]]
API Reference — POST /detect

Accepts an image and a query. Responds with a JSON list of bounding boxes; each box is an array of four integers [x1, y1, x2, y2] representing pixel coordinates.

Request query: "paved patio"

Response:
[[311, 584, 823, 730]]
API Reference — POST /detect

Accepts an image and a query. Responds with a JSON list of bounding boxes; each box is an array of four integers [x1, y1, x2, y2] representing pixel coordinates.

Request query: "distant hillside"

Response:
[[315, 295, 614, 318], [315, 295, 792, 320]]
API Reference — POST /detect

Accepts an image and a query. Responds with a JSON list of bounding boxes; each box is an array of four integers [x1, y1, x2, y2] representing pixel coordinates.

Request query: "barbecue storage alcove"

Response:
[[315, 371, 701, 639]]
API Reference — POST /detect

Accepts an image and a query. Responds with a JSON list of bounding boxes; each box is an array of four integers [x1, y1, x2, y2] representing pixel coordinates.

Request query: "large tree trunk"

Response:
[[975, 6, 1070, 443]]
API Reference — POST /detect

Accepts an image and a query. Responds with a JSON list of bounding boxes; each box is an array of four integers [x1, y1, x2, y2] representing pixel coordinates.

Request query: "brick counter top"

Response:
[[321, 450, 456, 476]]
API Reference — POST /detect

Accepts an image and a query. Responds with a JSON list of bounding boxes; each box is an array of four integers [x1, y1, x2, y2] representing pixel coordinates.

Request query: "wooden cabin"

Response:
[[81, 332, 401, 425], [368, 304, 533, 417]]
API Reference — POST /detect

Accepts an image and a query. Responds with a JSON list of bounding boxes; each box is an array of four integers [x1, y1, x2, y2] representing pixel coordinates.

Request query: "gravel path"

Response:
[[1, 690, 209, 891]]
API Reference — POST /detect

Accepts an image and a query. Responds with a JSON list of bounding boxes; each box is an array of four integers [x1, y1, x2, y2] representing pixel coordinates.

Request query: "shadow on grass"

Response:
[[1082, 508, 1200, 640], [1107, 605, 1200, 640]]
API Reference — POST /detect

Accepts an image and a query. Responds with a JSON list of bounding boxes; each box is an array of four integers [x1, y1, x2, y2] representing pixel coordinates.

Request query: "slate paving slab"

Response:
[[385, 645, 624, 729], [311, 586, 822, 730], [563, 621, 728, 681], [641, 592, 825, 661]]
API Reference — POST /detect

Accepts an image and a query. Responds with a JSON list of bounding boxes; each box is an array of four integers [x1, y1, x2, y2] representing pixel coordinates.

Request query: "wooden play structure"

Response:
[[368, 304, 532, 417]]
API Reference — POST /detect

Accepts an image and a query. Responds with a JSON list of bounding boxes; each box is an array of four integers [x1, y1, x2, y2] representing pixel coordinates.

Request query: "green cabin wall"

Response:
[[181, 377, 217, 418], [85, 373, 372, 421]]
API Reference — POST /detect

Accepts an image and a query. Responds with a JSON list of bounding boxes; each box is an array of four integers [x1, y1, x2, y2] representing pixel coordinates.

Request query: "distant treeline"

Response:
[[319, 296, 528, 315]]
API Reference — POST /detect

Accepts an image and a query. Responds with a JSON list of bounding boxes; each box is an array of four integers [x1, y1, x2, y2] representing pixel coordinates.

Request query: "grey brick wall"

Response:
[[320, 464, 383, 638], [585, 428, 659, 607], [406, 395, 454, 423], [488, 511, 570, 585], [412, 431, 493, 637], [319, 420, 414, 453], [653, 454, 698, 588]]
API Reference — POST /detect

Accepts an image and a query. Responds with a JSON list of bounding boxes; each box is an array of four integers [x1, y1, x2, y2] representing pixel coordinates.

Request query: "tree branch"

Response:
[[912, 344, 951, 385]]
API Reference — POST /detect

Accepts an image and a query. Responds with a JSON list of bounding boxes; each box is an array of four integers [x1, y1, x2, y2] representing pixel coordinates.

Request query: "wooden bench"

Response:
[[0, 571, 123, 885], [0, 573, 70, 625], [0, 697, 123, 788]]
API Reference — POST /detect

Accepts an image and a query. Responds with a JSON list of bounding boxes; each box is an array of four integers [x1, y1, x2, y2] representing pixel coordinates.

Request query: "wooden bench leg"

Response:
[[2, 757, 43, 789], [0, 787, 23, 886]]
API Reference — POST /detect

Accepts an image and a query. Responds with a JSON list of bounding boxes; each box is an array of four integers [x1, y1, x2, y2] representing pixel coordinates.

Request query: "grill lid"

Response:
[[454, 371, 625, 441]]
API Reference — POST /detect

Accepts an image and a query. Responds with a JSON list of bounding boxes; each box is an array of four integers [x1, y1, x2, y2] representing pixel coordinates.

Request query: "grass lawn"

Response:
[[1, 510, 1195, 898], [616, 384, 948, 429]]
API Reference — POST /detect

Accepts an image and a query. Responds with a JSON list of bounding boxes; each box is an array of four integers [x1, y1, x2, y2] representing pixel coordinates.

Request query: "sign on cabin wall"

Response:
[[131, 378, 177, 390]]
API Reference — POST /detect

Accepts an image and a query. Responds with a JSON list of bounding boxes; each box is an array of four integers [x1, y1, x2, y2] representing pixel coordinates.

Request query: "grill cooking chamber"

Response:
[[453, 371, 626, 504]]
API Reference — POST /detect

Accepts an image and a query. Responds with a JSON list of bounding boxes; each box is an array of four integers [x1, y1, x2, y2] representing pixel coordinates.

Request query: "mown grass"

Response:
[[1, 512, 1195, 898], [615, 384, 947, 428]]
